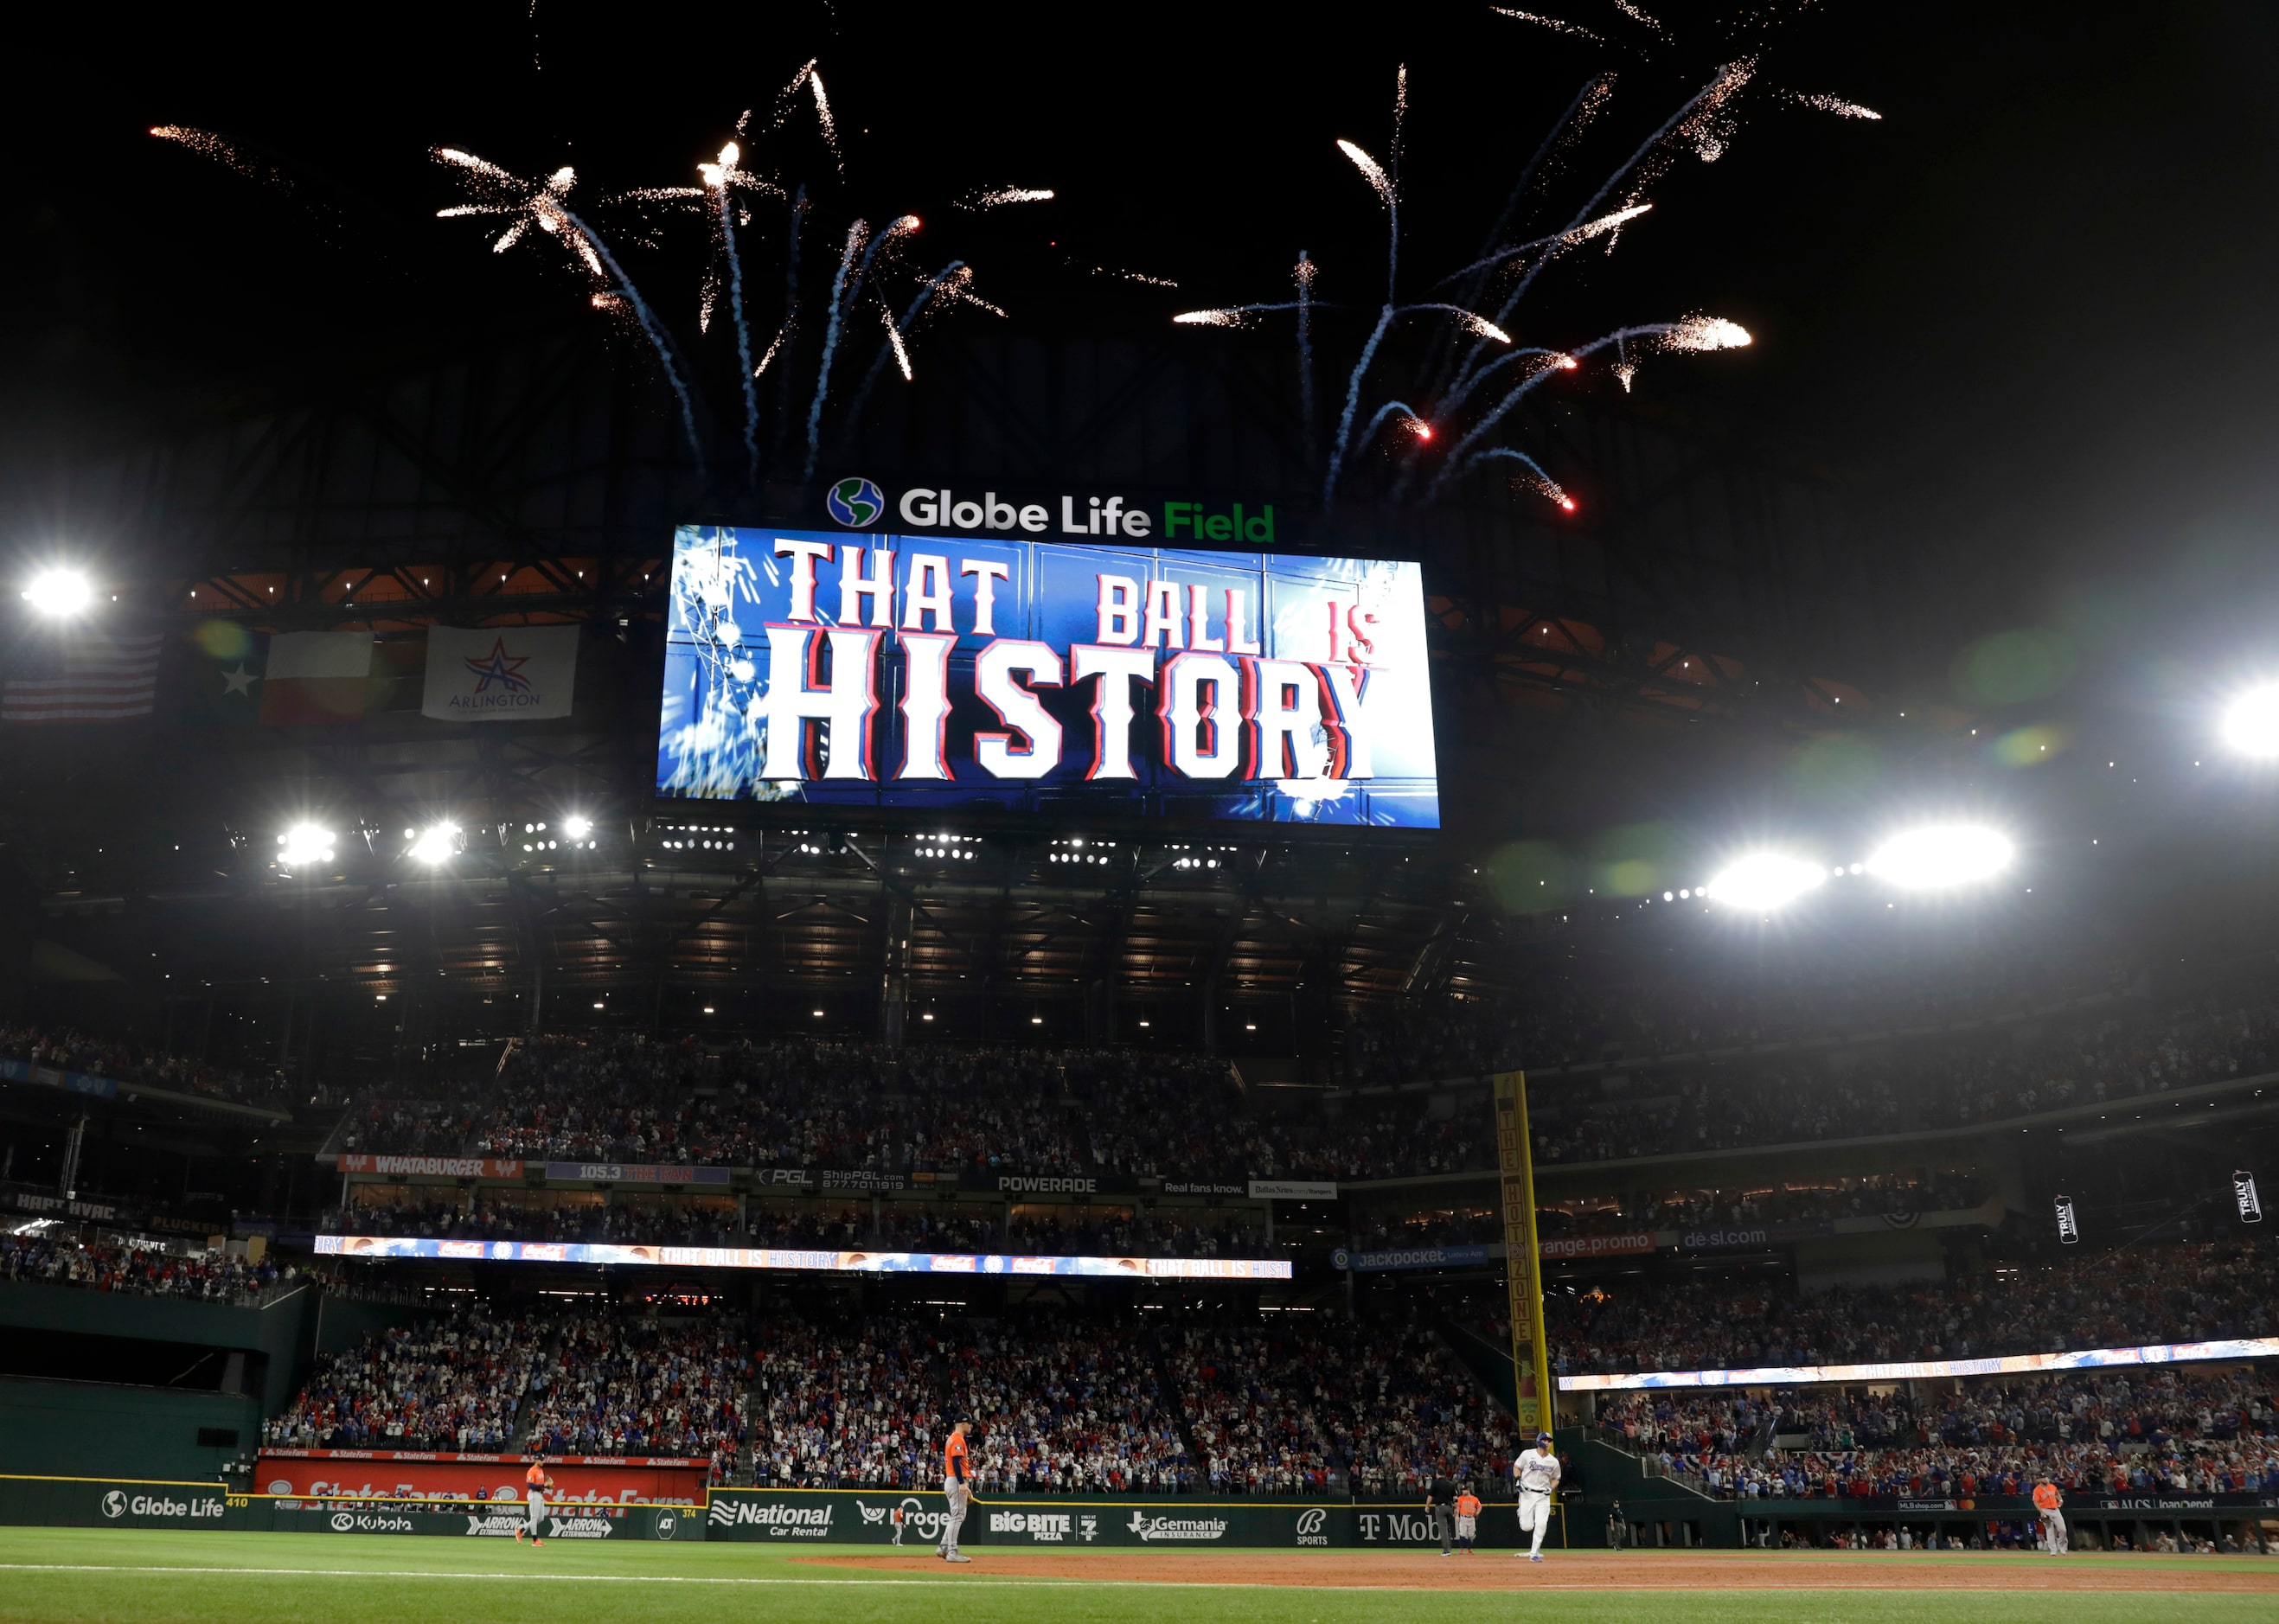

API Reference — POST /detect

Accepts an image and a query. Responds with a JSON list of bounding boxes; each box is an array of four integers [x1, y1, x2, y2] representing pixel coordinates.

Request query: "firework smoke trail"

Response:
[[1487, 8, 1604, 43], [1469, 446, 1572, 508], [847, 261, 982, 423], [1420, 72, 1613, 406], [704, 144, 762, 486], [767, 184, 808, 463], [149, 125, 294, 191], [1296, 252, 1317, 464], [1337, 138, 1399, 303], [803, 219, 870, 481], [1441, 61, 1754, 420], [1429, 204, 1652, 287], [1610, 1, 1671, 43], [436, 149, 707, 474], [1424, 316, 1744, 502], [1323, 307, 1395, 511]]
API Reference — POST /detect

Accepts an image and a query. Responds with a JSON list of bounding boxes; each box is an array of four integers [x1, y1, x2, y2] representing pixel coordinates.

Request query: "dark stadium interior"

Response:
[[1, 0, 2277, 1569]]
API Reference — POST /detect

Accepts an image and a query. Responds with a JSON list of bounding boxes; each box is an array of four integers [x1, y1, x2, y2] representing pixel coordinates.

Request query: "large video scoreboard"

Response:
[[654, 483, 1439, 826]]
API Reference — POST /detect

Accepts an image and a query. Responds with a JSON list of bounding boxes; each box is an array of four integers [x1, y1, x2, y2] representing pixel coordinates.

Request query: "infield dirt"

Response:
[[803, 1549, 2279, 1591]]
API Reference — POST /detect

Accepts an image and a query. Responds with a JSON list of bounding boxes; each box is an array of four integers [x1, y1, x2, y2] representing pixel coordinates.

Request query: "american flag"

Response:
[[1, 630, 165, 723]]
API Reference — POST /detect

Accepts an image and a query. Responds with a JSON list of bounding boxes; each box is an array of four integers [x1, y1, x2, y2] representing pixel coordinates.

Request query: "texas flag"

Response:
[[420, 625, 579, 721], [259, 632, 374, 725]]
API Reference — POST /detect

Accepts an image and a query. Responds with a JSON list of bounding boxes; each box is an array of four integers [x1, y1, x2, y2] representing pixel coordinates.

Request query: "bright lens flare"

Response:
[[1866, 826, 2014, 890], [409, 824, 459, 866], [561, 815, 595, 841], [1706, 853, 1826, 912], [2222, 685, 2279, 758], [22, 569, 93, 617], [278, 824, 336, 867]]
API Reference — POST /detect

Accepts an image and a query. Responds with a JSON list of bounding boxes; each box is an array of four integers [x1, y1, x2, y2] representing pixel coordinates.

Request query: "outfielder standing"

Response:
[[2033, 1478, 2066, 1555], [938, 1417, 974, 1563], [1512, 1433, 1562, 1562], [1455, 1483, 1482, 1554], [515, 1451, 556, 1546]]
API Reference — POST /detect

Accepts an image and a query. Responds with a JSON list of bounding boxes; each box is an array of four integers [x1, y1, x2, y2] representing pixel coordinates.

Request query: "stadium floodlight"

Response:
[[1866, 824, 2013, 890], [1704, 852, 1826, 912], [277, 823, 336, 867], [2221, 684, 2279, 758], [408, 823, 459, 865], [22, 568, 93, 617], [561, 814, 594, 841]]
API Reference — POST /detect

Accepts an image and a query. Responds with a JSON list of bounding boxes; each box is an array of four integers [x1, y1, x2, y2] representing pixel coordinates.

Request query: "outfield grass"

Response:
[[0, 1529, 2269, 1624]]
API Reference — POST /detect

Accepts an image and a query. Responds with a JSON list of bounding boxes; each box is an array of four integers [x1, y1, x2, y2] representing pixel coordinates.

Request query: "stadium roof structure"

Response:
[[0, 320, 1926, 1081]]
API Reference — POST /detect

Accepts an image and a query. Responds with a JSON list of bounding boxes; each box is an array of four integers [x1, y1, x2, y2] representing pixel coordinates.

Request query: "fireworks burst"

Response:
[[1172, 55, 1815, 514], [424, 61, 1005, 496], [962, 186, 1057, 208], [1790, 92, 1884, 119], [1488, 8, 1604, 43]]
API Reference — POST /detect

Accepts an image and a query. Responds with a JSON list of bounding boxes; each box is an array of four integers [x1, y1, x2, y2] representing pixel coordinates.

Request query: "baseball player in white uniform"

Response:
[[1513, 1433, 1562, 1561]]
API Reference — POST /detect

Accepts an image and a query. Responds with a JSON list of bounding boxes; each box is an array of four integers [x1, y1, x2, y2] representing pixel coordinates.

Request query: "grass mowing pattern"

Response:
[[0, 1530, 2269, 1624]]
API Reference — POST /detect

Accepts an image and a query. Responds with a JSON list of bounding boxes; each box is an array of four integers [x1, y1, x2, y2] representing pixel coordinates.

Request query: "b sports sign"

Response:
[[654, 506, 1439, 827]]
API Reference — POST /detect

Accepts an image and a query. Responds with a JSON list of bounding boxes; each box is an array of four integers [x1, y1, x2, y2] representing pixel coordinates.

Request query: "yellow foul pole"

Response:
[[1492, 1070, 1556, 1437]]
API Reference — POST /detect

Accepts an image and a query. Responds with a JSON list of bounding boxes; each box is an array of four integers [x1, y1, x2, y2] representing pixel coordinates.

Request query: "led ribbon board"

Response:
[[654, 522, 1439, 826], [315, 1235, 1292, 1279], [1557, 1336, 2279, 1391]]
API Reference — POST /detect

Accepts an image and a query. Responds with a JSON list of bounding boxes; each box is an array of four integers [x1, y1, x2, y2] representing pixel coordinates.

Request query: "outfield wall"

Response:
[[704, 1488, 1532, 1549]]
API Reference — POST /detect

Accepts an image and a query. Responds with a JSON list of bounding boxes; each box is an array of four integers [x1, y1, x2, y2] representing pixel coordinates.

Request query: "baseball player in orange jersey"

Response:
[[1455, 1484, 1482, 1553], [938, 1418, 973, 1563], [2033, 1479, 2066, 1554], [515, 1453, 557, 1545]]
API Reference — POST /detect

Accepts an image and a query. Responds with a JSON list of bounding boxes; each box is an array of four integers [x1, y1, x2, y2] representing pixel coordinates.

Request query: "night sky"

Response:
[[8, 0, 2279, 680]]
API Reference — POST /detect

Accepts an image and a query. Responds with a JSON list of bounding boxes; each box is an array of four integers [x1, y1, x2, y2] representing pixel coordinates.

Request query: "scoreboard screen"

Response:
[[654, 515, 1439, 827]]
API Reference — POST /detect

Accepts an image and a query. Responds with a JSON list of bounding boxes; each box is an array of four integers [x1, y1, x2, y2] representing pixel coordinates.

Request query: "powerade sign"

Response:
[[655, 515, 1439, 826]]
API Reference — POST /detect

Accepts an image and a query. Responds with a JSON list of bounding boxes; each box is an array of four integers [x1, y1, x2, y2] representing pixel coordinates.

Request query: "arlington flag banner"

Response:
[[422, 626, 580, 722]]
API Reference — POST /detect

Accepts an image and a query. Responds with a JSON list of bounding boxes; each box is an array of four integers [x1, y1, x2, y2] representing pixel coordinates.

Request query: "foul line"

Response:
[[0, 1563, 2259, 1594]]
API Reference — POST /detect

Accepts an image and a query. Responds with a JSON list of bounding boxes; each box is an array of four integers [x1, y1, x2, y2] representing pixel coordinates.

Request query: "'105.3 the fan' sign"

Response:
[[655, 524, 1439, 826]]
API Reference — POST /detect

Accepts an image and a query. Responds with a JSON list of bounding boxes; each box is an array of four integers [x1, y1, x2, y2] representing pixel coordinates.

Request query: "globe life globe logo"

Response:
[[827, 476, 885, 527]]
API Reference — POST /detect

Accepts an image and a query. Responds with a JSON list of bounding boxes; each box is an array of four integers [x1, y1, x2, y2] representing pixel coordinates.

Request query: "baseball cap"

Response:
[[1537, 1432, 1554, 1442]]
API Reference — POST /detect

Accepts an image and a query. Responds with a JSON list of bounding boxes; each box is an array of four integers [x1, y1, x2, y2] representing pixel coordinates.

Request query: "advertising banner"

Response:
[[1538, 1232, 1656, 1261], [421, 625, 579, 722], [655, 516, 1440, 826], [255, 1451, 707, 1506], [1675, 1221, 1834, 1252], [314, 1234, 1292, 1280], [751, 1167, 902, 1192], [959, 1171, 1147, 1198], [261, 1501, 693, 1539], [1559, 1333, 2279, 1392], [1339, 1244, 1494, 1273], [335, 1155, 526, 1178], [0, 1056, 118, 1100], [1247, 1180, 1338, 1200], [705, 1489, 1433, 1548], [541, 1162, 734, 1186]]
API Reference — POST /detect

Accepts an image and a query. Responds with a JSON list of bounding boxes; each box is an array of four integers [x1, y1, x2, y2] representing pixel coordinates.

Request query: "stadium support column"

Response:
[[1492, 1071, 1556, 1436]]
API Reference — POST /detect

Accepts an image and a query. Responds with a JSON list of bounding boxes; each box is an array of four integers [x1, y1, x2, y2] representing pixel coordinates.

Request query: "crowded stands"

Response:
[[1546, 1240, 2279, 1375], [0, 1230, 286, 1305], [1598, 1363, 2279, 1501]]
